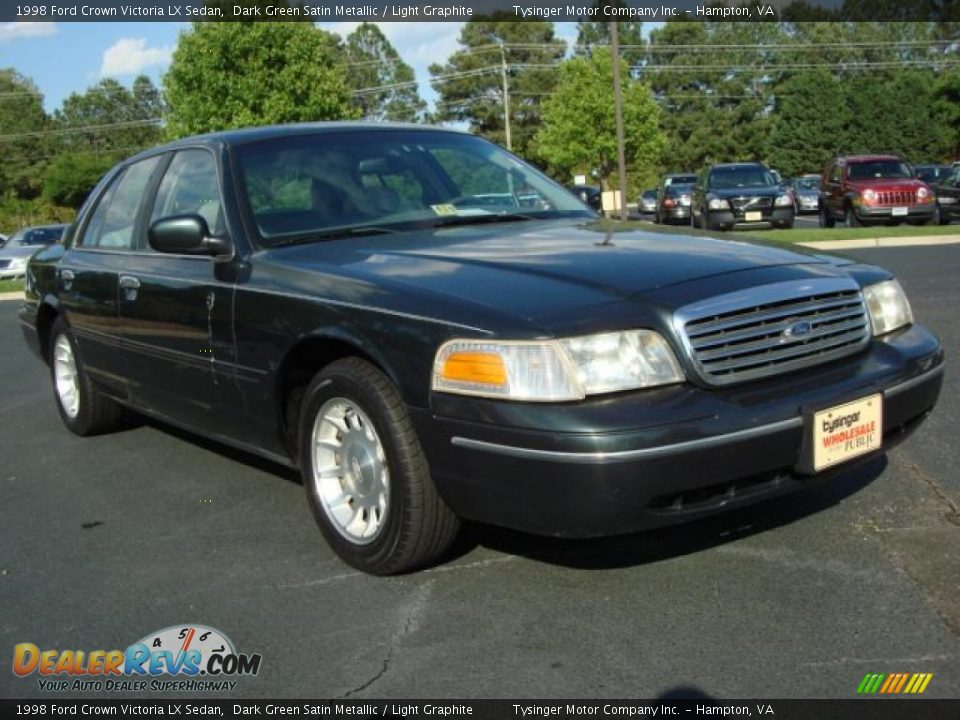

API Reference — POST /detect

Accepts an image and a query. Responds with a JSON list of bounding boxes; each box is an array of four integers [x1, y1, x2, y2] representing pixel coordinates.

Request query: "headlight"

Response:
[[433, 331, 684, 401], [863, 280, 913, 336], [9, 257, 26, 269], [917, 187, 930, 202], [707, 197, 728, 210], [774, 194, 793, 207], [862, 188, 877, 203]]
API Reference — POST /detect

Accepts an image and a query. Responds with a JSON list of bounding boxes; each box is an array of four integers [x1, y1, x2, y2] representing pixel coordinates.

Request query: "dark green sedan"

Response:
[[20, 124, 944, 574]]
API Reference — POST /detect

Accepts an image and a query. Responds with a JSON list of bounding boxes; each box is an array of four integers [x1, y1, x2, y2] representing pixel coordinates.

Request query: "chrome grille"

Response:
[[729, 196, 773, 210], [875, 190, 916, 205], [676, 279, 871, 386]]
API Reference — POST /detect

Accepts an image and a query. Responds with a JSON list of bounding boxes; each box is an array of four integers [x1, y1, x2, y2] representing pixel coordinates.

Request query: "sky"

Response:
[[0, 21, 586, 114]]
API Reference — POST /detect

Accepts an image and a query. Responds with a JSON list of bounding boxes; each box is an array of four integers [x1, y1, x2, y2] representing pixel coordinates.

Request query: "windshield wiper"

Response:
[[270, 225, 399, 248], [430, 212, 541, 228]]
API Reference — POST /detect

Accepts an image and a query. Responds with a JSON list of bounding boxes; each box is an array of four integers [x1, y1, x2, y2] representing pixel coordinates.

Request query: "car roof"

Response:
[[709, 162, 767, 169], [124, 122, 470, 161], [836, 154, 903, 163], [21, 223, 67, 231]]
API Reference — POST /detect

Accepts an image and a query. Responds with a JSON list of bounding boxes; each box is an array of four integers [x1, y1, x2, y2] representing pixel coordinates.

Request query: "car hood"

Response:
[[846, 178, 927, 192], [267, 220, 846, 330]]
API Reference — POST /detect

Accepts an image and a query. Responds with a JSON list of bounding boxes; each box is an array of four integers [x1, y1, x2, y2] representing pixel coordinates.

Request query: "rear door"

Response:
[[59, 155, 164, 396]]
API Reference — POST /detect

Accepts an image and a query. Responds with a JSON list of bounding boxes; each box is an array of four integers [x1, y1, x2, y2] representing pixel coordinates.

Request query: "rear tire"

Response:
[[48, 317, 124, 436], [298, 357, 459, 575]]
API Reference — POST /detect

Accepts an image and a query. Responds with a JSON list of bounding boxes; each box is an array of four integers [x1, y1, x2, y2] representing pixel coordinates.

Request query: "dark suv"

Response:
[[820, 155, 936, 227], [691, 162, 794, 231]]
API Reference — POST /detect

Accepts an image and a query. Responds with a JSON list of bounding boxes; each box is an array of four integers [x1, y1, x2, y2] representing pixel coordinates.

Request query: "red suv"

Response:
[[820, 155, 936, 227]]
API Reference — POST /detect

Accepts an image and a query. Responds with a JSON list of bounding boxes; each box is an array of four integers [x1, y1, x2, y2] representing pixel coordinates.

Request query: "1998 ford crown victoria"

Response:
[[20, 124, 944, 574]]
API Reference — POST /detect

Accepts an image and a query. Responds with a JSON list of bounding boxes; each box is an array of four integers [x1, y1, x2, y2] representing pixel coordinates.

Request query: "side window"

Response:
[[81, 156, 161, 250], [150, 149, 224, 236], [79, 174, 121, 248]]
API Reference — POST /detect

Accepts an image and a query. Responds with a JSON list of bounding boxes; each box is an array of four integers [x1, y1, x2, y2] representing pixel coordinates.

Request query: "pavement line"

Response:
[[800, 235, 960, 250], [0, 292, 23, 301]]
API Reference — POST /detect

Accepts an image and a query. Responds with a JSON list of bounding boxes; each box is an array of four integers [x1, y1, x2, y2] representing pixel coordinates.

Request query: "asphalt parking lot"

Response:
[[1, 243, 957, 700]]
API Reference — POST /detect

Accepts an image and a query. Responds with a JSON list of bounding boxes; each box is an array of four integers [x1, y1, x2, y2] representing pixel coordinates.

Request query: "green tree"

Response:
[[0, 69, 50, 199], [43, 152, 115, 209], [54, 76, 164, 157], [429, 18, 565, 158], [574, 19, 645, 69], [535, 49, 664, 192], [933, 67, 960, 160], [345, 23, 426, 122], [163, 22, 357, 138], [767, 68, 849, 177]]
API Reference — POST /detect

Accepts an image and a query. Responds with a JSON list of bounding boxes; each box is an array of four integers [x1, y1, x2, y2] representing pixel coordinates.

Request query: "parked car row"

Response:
[[620, 153, 960, 231]]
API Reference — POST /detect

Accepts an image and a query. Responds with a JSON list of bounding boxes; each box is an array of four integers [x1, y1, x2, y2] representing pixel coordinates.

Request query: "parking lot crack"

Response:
[[339, 580, 433, 698]]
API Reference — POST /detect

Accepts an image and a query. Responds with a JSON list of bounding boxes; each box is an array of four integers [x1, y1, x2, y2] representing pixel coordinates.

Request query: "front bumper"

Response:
[[413, 324, 943, 537], [796, 196, 820, 214], [707, 206, 794, 228], [855, 203, 936, 221]]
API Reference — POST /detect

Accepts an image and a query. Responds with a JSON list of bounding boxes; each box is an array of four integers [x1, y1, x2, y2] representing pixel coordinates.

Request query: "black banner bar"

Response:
[[1, 0, 957, 23], [2, 700, 959, 720]]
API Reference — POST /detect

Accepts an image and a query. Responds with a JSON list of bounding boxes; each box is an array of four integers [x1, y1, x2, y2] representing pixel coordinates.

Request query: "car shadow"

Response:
[[447, 455, 887, 571], [134, 412, 886, 572], [136, 416, 302, 486]]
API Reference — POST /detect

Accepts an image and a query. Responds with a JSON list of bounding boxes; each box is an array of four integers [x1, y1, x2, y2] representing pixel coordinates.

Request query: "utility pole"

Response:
[[499, 42, 512, 152], [610, 21, 629, 222]]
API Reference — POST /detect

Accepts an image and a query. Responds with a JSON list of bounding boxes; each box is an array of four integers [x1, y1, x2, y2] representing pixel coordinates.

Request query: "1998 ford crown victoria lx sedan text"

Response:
[[20, 124, 944, 574]]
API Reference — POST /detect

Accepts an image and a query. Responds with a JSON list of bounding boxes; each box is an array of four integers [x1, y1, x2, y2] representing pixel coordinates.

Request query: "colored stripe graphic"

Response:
[[857, 672, 933, 694]]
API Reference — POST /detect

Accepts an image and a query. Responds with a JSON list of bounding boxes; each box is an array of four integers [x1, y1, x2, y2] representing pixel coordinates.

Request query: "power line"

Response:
[[0, 118, 162, 142]]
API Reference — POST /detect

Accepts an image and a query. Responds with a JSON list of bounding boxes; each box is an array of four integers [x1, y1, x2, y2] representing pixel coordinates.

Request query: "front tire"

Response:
[[819, 204, 835, 228], [299, 357, 459, 575], [49, 318, 123, 436], [845, 205, 863, 227]]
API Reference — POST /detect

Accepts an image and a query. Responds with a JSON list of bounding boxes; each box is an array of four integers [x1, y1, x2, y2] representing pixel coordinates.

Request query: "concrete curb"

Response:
[[0, 291, 24, 302], [799, 235, 960, 250]]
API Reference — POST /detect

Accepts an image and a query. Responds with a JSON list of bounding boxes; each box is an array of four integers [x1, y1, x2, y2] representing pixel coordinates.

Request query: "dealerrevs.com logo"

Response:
[[13, 624, 262, 692]]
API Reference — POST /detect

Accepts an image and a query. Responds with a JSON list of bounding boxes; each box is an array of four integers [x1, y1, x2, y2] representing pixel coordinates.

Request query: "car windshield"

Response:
[[794, 177, 821, 191], [7, 226, 62, 248], [234, 129, 591, 245], [847, 160, 912, 181], [665, 175, 697, 186], [708, 167, 777, 190]]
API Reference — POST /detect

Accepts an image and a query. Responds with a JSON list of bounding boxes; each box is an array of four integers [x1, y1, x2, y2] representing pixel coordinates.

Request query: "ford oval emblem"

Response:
[[784, 320, 812, 339]]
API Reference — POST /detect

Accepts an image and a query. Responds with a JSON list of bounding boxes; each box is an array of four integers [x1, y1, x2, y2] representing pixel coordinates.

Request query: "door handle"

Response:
[[60, 268, 74, 291], [119, 275, 140, 301]]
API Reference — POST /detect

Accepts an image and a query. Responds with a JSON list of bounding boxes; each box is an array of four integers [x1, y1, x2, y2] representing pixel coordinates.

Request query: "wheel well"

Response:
[[36, 304, 59, 364], [277, 337, 386, 457]]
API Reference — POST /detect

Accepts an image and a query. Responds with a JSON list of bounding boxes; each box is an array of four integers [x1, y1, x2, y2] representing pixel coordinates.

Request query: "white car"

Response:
[[0, 224, 66, 280]]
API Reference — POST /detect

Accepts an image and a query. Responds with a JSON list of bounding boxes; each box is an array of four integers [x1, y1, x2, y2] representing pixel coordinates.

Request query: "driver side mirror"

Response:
[[149, 215, 230, 258]]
